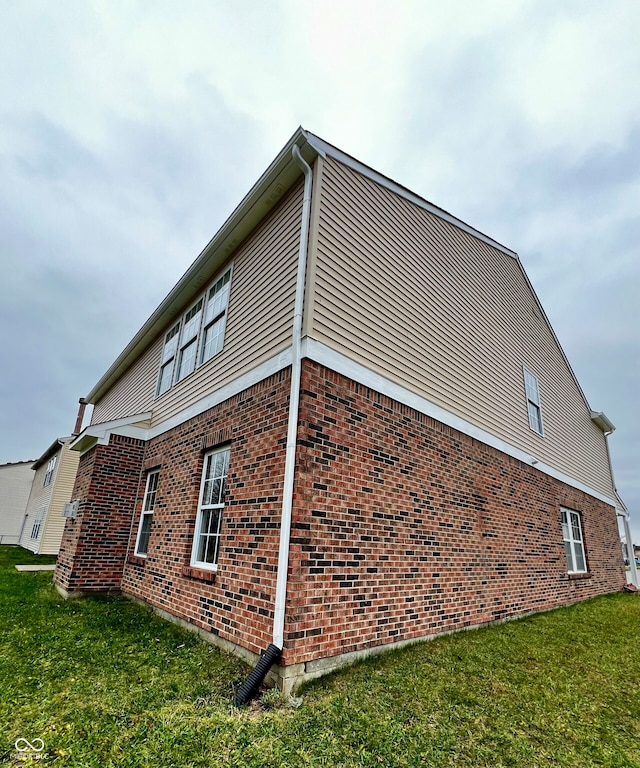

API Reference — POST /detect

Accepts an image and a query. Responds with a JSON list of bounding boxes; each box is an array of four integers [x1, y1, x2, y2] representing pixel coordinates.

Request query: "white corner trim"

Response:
[[301, 338, 618, 510], [147, 348, 294, 441]]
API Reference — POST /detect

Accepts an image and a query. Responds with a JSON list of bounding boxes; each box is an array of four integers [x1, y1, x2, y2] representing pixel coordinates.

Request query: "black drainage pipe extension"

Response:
[[234, 643, 282, 706]]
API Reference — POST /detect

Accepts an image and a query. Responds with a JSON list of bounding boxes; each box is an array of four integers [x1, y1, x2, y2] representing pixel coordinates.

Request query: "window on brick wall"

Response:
[[155, 266, 232, 397], [523, 367, 544, 435], [43, 455, 57, 486], [191, 447, 230, 570], [135, 470, 159, 557], [561, 507, 587, 573]]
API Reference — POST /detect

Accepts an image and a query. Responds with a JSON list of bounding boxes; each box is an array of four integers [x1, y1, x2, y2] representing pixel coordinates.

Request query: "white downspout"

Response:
[[272, 145, 313, 649], [602, 428, 638, 588], [619, 512, 639, 588]]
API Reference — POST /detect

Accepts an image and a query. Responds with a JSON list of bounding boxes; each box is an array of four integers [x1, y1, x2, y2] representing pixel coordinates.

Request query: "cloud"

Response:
[[0, 0, 637, 541]]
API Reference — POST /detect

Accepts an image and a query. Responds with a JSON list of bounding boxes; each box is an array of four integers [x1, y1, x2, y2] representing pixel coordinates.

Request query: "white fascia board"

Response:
[[303, 131, 517, 260], [74, 351, 294, 454], [146, 348, 293, 441], [301, 338, 619, 510]]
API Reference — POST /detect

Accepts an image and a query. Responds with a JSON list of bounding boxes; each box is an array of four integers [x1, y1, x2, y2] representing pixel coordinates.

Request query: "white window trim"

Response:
[[190, 446, 230, 571], [43, 456, 57, 487], [523, 366, 544, 436], [135, 470, 159, 557], [155, 265, 233, 399], [561, 507, 587, 574]]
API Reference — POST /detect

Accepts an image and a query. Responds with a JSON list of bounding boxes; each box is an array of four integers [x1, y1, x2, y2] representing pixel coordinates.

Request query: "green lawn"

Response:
[[1, 545, 638, 768]]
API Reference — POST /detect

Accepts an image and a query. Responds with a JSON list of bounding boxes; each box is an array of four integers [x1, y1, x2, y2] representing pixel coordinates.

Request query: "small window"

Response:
[[561, 508, 587, 573], [43, 456, 57, 487], [31, 508, 45, 540], [191, 447, 230, 570], [523, 368, 544, 435], [135, 470, 159, 557]]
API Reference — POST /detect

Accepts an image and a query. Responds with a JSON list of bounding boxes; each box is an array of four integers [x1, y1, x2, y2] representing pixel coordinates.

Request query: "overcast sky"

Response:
[[1, 0, 638, 541]]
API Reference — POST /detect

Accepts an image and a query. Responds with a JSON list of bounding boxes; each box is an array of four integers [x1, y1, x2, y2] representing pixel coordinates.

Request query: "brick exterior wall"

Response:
[[56, 360, 625, 678], [283, 361, 625, 665], [55, 434, 146, 594], [120, 370, 290, 657]]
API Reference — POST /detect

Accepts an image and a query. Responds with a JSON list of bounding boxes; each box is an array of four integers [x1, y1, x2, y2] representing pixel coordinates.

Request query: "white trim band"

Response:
[[301, 338, 620, 511]]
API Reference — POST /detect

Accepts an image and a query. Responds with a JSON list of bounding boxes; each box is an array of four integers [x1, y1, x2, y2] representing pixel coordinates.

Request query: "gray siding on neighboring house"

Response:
[[92, 179, 304, 428], [308, 156, 615, 501], [0, 462, 34, 545]]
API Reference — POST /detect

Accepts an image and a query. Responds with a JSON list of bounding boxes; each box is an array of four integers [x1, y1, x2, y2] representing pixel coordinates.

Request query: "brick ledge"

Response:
[[568, 572, 591, 580], [182, 565, 217, 583]]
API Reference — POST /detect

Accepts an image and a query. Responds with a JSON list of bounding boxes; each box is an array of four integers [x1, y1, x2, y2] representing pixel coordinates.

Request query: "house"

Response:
[[0, 461, 35, 545], [54, 128, 627, 693], [19, 402, 86, 556], [19, 436, 81, 555]]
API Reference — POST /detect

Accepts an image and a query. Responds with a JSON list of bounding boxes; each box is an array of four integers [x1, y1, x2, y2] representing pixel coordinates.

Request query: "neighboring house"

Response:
[[55, 128, 627, 692], [0, 461, 35, 545], [21, 438, 80, 555]]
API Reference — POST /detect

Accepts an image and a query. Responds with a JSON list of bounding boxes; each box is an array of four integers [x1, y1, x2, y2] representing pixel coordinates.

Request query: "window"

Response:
[[561, 508, 587, 573], [176, 298, 203, 382], [31, 508, 45, 540], [43, 456, 57, 487], [523, 367, 544, 435], [200, 271, 231, 364], [157, 324, 179, 396], [155, 266, 232, 397], [135, 470, 159, 557], [191, 447, 230, 570]]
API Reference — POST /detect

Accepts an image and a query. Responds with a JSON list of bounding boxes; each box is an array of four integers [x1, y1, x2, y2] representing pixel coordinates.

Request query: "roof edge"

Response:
[[86, 127, 521, 405], [32, 437, 71, 470], [303, 131, 518, 259], [590, 411, 616, 433], [86, 127, 317, 404]]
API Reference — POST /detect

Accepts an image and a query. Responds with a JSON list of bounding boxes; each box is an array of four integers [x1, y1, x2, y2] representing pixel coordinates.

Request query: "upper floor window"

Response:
[[523, 367, 544, 435], [201, 271, 231, 364], [561, 508, 587, 573], [135, 470, 159, 557], [155, 266, 232, 397], [176, 299, 203, 383], [191, 447, 230, 570], [43, 456, 57, 487], [157, 325, 179, 396]]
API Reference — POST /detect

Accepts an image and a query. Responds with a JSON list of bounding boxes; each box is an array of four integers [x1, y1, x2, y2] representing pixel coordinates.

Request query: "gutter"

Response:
[[235, 144, 313, 705]]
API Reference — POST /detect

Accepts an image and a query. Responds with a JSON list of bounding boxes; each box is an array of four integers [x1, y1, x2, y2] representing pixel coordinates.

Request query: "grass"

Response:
[[0, 545, 638, 767]]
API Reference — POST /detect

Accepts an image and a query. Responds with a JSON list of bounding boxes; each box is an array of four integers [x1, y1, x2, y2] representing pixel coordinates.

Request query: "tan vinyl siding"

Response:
[[40, 443, 80, 555], [311, 156, 615, 501], [92, 179, 304, 426], [92, 337, 163, 424]]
